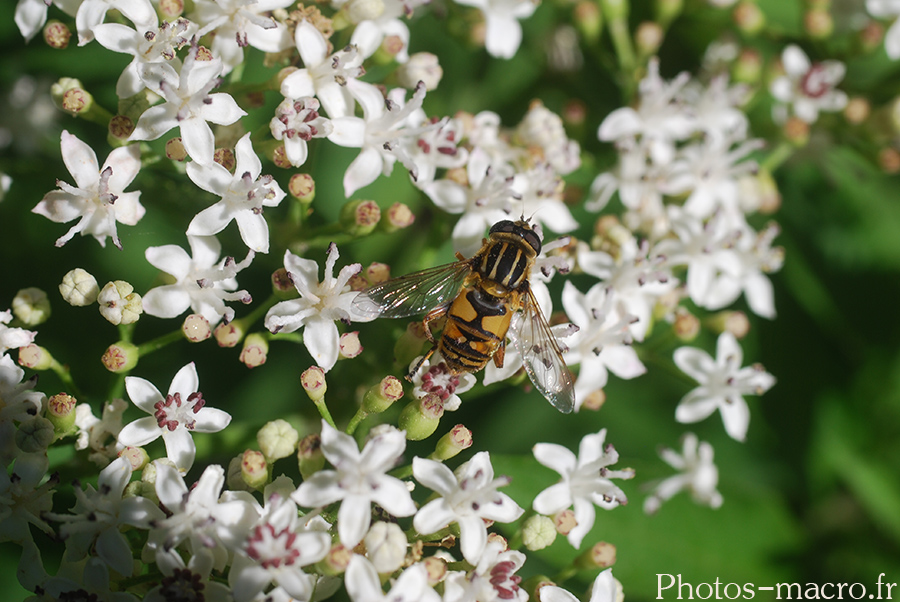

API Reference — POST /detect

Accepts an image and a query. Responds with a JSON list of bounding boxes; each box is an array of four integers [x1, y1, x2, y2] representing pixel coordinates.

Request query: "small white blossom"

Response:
[[453, 0, 538, 59], [516, 102, 581, 175], [269, 97, 334, 168], [186, 133, 286, 253], [346, 556, 441, 602], [409, 354, 476, 412], [413, 451, 524, 564], [292, 420, 416, 548], [644, 433, 723, 514], [673, 331, 776, 441], [145, 548, 231, 602], [29, 554, 139, 602], [443, 542, 528, 602], [130, 44, 246, 166], [0, 354, 45, 465], [33, 131, 144, 249], [869, 0, 900, 59], [541, 568, 618, 602], [0, 309, 36, 356], [349, 0, 429, 62], [364, 521, 408, 574], [532, 429, 633, 549], [118, 362, 232, 472], [14, 0, 79, 42], [0, 457, 57, 544], [74, 0, 156, 45], [142, 235, 254, 325], [98, 280, 143, 325], [44, 456, 165, 576], [265, 243, 374, 372], [73, 398, 129, 466], [770, 45, 847, 124]]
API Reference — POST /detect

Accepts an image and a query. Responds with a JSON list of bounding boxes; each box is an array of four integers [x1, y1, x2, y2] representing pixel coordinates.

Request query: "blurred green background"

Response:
[[2, 0, 900, 599]]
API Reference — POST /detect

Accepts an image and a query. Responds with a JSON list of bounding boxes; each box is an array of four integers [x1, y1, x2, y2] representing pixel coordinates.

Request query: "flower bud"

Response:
[[340, 200, 382, 237], [214, 147, 236, 171], [860, 21, 884, 54], [119, 446, 149, 471], [363, 375, 405, 414], [240, 333, 269, 368], [708, 310, 750, 339], [271, 267, 295, 296], [102, 341, 140, 373], [843, 96, 870, 125], [879, 147, 900, 174], [655, 0, 682, 25], [398, 392, 443, 441], [182, 314, 212, 342], [107, 115, 135, 142], [18, 344, 53, 370], [599, 0, 627, 22], [574, 0, 603, 44], [394, 321, 429, 368], [580, 389, 606, 411], [16, 416, 55, 453], [242, 449, 269, 490], [733, 1, 765, 35], [365, 262, 391, 286], [301, 366, 327, 402], [432, 424, 473, 461], [46, 392, 77, 436], [783, 116, 810, 146], [345, 0, 385, 23], [804, 8, 833, 39], [297, 432, 325, 480], [166, 137, 188, 161], [271, 143, 291, 169], [554, 508, 576, 535], [318, 543, 353, 576], [377, 35, 405, 61], [365, 521, 408, 573], [158, 0, 184, 19], [339, 331, 363, 360], [635, 21, 664, 57], [576, 540, 617, 569], [673, 308, 700, 342], [214, 321, 245, 347], [227, 454, 253, 492], [98, 281, 143, 325], [13, 287, 50, 326], [289, 173, 315, 202], [732, 47, 762, 84], [397, 53, 443, 91], [380, 202, 416, 233], [43, 20, 71, 49], [51, 78, 93, 116], [522, 514, 557, 551], [258, 418, 299, 462], [422, 556, 447, 586]]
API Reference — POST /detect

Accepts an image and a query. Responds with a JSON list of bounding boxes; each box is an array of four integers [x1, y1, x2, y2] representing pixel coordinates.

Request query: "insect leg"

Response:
[[492, 337, 506, 369], [406, 345, 436, 382], [421, 305, 449, 344]]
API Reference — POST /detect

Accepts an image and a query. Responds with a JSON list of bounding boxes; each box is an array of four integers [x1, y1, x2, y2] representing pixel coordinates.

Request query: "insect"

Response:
[[353, 219, 576, 413]]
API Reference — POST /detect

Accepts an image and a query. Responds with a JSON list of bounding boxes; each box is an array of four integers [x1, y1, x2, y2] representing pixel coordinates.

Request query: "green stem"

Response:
[[345, 407, 369, 436], [389, 463, 413, 480], [136, 329, 184, 356], [49, 358, 84, 400], [760, 140, 795, 173], [553, 565, 578, 584], [313, 397, 337, 430]]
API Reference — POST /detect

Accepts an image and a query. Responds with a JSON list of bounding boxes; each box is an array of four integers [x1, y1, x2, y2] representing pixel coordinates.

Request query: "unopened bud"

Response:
[[365, 262, 391, 286], [804, 8, 833, 39], [242, 449, 269, 490], [214, 147, 236, 171], [733, 47, 763, 84], [783, 116, 810, 146], [18, 344, 53, 370], [119, 446, 149, 471], [301, 366, 327, 402], [554, 508, 576, 535], [16, 416, 55, 453], [214, 321, 245, 347], [379, 34, 405, 60], [580, 389, 606, 411], [398, 392, 443, 441], [381, 202, 416, 232], [297, 432, 324, 480], [879, 147, 900, 174], [635, 21, 664, 57], [60, 268, 99, 306], [397, 53, 443, 91], [733, 1, 765, 35], [345, 0, 385, 23], [843, 96, 870, 125], [432, 424, 473, 461], [673, 308, 700, 341], [655, 0, 682, 25], [98, 281, 143, 325], [860, 21, 884, 53], [13, 287, 50, 326], [574, 0, 602, 43], [599, 0, 627, 22], [240, 333, 269, 368], [422, 556, 448, 586], [576, 541, 617, 569], [158, 0, 184, 20], [102, 341, 139, 373], [363, 376, 405, 413], [708, 310, 750, 339], [166, 137, 188, 161], [319, 543, 352, 576], [271, 143, 291, 168], [46, 392, 77, 435], [271, 267, 294, 295], [289, 173, 315, 201], [52, 78, 93, 116], [394, 321, 429, 368], [340, 200, 382, 237], [339, 331, 363, 359], [258, 418, 299, 462], [43, 20, 71, 49], [365, 521, 407, 573], [182, 314, 211, 342], [522, 514, 557, 551], [108, 115, 135, 141]]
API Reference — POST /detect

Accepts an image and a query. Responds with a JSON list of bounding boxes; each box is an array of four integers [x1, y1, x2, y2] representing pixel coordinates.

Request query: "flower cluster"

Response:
[[8, 0, 895, 597]]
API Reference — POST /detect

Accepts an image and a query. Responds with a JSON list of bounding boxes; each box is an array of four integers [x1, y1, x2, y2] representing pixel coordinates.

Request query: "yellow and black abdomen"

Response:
[[438, 287, 513, 374]]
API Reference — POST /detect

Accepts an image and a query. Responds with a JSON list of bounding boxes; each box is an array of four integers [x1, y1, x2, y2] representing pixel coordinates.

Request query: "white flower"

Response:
[[74, 0, 156, 45], [443, 542, 528, 602], [14, 0, 79, 42], [413, 451, 524, 564], [561, 282, 646, 409], [292, 420, 416, 548], [770, 45, 847, 124], [148, 462, 258, 570], [265, 243, 373, 372], [130, 44, 246, 166], [33, 131, 144, 249], [349, 0, 429, 62], [0, 355, 45, 465], [280, 20, 365, 118], [191, 0, 294, 74], [145, 548, 231, 602], [73, 398, 129, 466], [453, 0, 538, 59], [229, 493, 331, 602], [93, 18, 196, 99], [118, 362, 232, 472], [514, 162, 579, 236], [328, 80, 434, 196], [516, 101, 581, 175], [269, 97, 334, 168], [346, 556, 441, 602], [0, 456, 57, 544], [673, 331, 776, 441], [532, 429, 633, 549], [0, 309, 35, 356], [540, 568, 618, 602], [30, 555, 139, 602], [44, 457, 165, 576], [186, 133, 286, 253], [869, 0, 900, 59], [364, 521, 408, 574], [142, 235, 254, 325], [644, 433, 723, 514], [409, 354, 476, 412]]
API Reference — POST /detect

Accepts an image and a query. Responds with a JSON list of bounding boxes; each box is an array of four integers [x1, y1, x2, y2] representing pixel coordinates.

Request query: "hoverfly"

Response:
[[352, 219, 576, 413]]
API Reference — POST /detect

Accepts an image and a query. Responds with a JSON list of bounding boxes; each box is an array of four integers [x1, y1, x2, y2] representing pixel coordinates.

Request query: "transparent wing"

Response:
[[511, 288, 576, 413], [351, 260, 474, 320]]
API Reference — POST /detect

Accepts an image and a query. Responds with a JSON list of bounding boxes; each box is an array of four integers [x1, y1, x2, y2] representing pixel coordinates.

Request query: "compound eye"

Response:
[[522, 229, 542, 254], [489, 220, 516, 235]]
